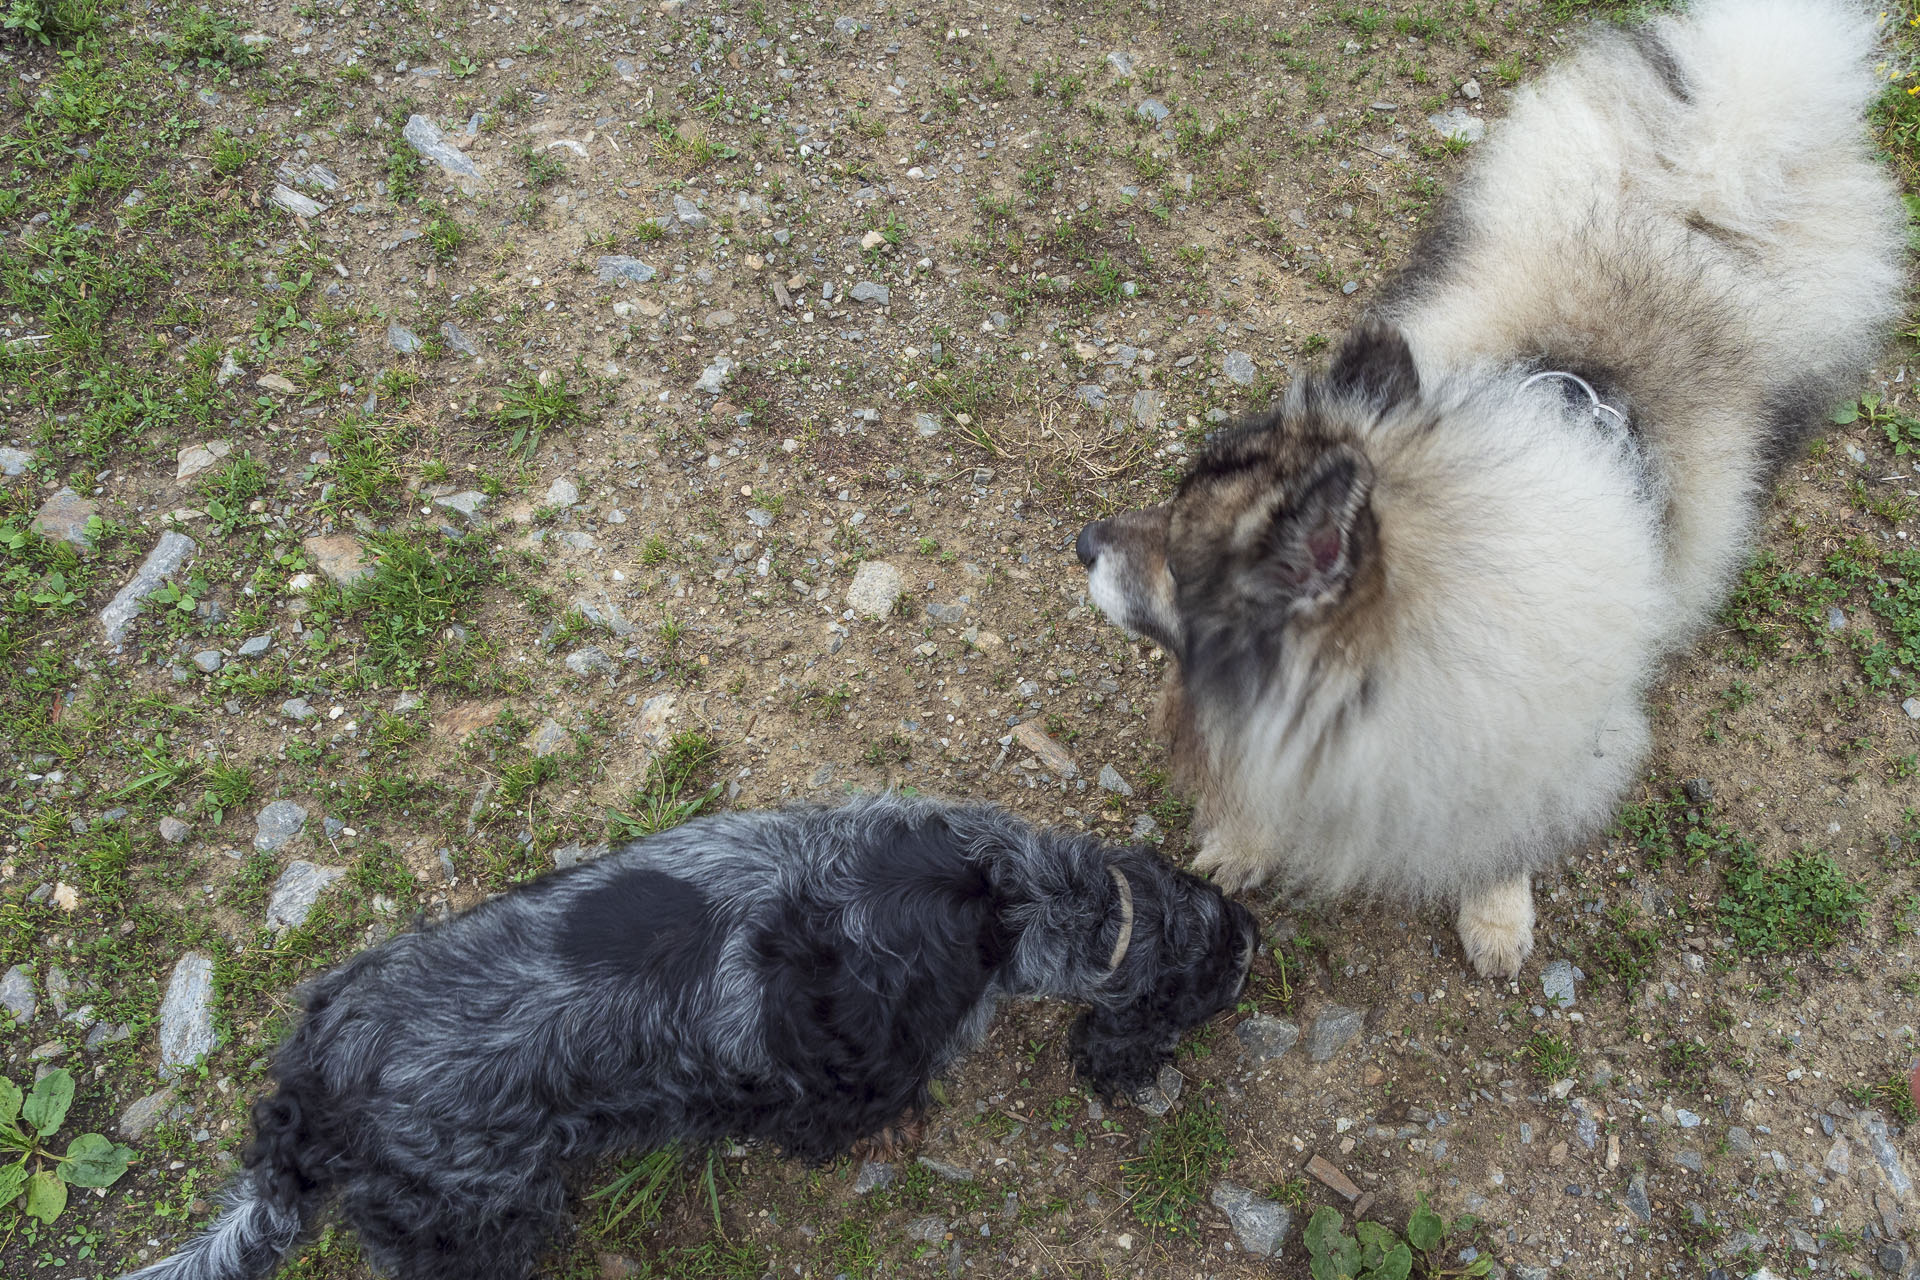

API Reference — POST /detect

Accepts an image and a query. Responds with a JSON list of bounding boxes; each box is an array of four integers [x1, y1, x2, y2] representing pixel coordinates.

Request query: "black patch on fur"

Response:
[[558, 868, 720, 980], [747, 815, 1012, 1163], [1623, 25, 1691, 102], [1757, 378, 1836, 478], [1326, 325, 1420, 409]]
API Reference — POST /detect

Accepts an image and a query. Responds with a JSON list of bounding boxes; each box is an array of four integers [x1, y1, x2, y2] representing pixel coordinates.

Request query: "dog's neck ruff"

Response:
[[1105, 866, 1136, 973], [1521, 369, 1629, 436]]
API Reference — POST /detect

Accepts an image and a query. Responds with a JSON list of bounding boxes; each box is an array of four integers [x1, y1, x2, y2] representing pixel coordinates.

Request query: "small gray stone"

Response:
[[157, 952, 219, 1071], [917, 1157, 975, 1182], [439, 321, 480, 356], [175, 439, 233, 482], [159, 817, 192, 845], [1625, 1173, 1651, 1222], [1133, 1062, 1184, 1116], [1097, 764, 1134, 797], [0, 446, 31, 476], [434, 491, 488, 521], [833, 15, 867, 35], [1903, 697, 1920, 721], [280, 697, 316, 722], [596, 255, 658, 284], [694, 356, 735, 394], [265, 860, 346, 931], [527, 717, 570, 758], [1861, 1114, 1913, 1197], [1427, 107, 1486, 143], [1825, 1135, 1850, 1177], [85, 1020, 130, 1050], [544, 477, 580, 508], [905, 1216, 946, 1243], [34, 487, 98, 550], [850, 281, 891, 305], [1136, 98, 1170, 123], [403, 114, 484, 185], [237, 634, 273, 658], [269, 183, 326, 218], [101, 532, 197, 645], [1541, 958, 1577, 1009], [1726, 1125, 1753, 1155], [1460, 78, 1483, 100], [853, 1161, 895, 1193], [551, 841, 611, 870], [1130, 388, 1161, 426], [301, 534, 371, 587], [565, 646, 615, 676], [746, 508, 773, 529], [1130, 813, 1162, 842], [118, 1087, 177, 1141], [1307, 1005, 1366, 1062], [1222, 350, 1256, 385], [0, 965, 35, 1023], [926, 601, 967, 624], [1075, 384, 1108, 410], [914, 412, 942, 437], [253, 800, 309, 852], [1675, 1148, 1704, 1173], [672, 194, 709, 229], [192, 649, 223, 673], [1876, 1241, 1909, 1274], [1210, 1182, 1290, 1258], [846, 560, 905, 617], [1236, 1014, 1301, 1062], [387, 322, 422, 354], [1106, 50, 1136, 78]]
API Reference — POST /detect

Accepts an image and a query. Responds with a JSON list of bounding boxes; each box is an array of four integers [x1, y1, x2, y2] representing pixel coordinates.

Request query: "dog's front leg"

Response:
[[1455, 874, 1535, 978]]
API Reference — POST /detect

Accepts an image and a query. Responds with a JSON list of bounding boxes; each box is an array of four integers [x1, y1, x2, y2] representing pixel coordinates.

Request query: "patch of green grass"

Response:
[[608, 730, 723, 840], [1716, 846, 1868, 955], [327, 534, 496, 686], [1121, 1096, 1232, 1235], [1875, 1070, 1920, 1124], [1524, 1031, 1577, 1082], [494, 373, 585, 458]]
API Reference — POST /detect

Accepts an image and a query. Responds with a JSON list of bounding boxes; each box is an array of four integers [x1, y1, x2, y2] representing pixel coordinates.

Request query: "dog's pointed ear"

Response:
[[1254, 447, 1373, 606], [1326, 324, 1419, 409]]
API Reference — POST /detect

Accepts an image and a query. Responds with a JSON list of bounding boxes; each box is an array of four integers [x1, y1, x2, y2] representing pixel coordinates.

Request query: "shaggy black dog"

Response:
[[124, 794, 1256, 1280]]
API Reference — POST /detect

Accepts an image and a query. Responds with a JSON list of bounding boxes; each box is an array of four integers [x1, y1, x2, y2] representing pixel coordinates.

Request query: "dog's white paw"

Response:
[[1456, 877, 1535, 979], [1191, 835, 1274, 896]]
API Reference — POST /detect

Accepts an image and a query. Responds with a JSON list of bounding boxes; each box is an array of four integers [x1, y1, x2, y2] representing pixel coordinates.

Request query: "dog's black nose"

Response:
[[1075, 520, 1105, 568]]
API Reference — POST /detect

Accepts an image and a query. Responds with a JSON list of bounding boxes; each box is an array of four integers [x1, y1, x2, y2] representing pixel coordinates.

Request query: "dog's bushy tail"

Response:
[[120, 1079, 332, 1280]]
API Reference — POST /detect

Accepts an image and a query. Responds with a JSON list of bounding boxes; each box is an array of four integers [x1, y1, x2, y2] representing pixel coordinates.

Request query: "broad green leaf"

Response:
[[1405, 1193, 1444, 1253], [1304, 1206, 1348, 1259], [24, 1169, 67, 1223], [0, 1077, 21, 1127], [1464, 1257, 1494, 1277], [61, 1132, 135, 1188], [927, 1078, 948, 1106], [0, 1160, 27, 1205], [1830, 402, 1859, 425], [1355, 1220, 1397, 1252], [23, 1069, 74, 1137], [1309, 1256, 1349, 1280], [1372, 1242, 1413, 1280]]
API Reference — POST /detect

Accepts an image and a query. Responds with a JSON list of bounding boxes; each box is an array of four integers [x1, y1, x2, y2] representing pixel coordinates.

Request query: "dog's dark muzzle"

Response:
[[1075, 519, 1109, 568]]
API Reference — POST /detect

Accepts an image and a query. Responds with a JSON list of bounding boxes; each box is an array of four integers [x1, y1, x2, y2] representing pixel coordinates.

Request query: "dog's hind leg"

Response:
[[1456, 875, 1534, 979]]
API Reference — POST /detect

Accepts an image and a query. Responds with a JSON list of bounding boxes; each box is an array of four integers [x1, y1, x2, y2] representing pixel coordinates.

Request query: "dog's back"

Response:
[[1383, 0, 1905, 622]]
